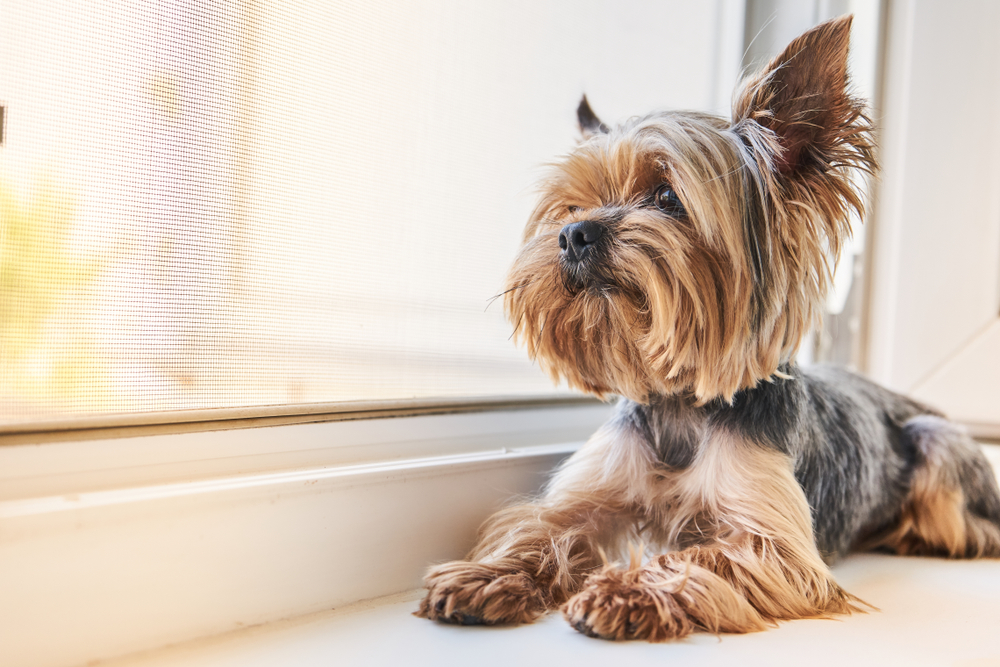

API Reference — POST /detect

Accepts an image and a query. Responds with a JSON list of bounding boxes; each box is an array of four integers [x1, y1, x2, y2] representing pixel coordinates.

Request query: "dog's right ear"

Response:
[[577, 95, 608, 138], [733, 16, 861, 176]]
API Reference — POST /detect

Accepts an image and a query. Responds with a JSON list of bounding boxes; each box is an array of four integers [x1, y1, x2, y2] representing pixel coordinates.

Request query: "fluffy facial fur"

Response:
[[505, 17, 873, 403], [417, 16, 1000, 642]]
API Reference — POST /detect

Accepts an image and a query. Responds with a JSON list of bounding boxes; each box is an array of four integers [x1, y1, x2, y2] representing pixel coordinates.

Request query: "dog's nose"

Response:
[[559, 220, 605, 262]]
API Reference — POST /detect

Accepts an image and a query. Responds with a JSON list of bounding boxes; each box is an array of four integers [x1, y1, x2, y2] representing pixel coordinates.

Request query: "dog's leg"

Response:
[[865, 415, 1000, 558], [415, 498, 615, 625], [416, 419, 650, 625], [563, 431, 863, 641]]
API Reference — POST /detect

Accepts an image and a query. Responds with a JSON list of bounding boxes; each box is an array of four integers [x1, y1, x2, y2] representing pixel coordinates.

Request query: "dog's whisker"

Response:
[[486, 281, 536, 311]]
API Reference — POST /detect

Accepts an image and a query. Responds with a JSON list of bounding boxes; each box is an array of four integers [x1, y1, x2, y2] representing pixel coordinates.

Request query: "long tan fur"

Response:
[[562, 430, 864, 641], [859, 417, 1000, 558], [418, 411, 864, 639], [416, 421, 647, 625], [417, 16, 892, 641], [505, 17, 873, 404]]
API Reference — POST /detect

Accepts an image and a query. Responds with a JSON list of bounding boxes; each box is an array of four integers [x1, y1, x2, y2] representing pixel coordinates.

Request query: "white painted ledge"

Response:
[[97, 446, 1000, 667], [0, 403, 613, 667], [103, 552, 1000, 667], [2, 410, 995, 667]]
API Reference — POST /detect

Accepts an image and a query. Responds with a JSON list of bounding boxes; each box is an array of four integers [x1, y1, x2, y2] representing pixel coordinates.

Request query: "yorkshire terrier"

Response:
[[416, 16, 1000, 641]]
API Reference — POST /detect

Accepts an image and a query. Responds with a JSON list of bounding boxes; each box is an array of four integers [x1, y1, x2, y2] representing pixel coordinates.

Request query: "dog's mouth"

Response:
[[560, 255, 597, 292], [560, 253, 624, 296]]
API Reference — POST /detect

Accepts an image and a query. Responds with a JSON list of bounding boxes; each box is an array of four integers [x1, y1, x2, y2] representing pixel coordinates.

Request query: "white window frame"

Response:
[[866, 0, 1000, 436], [0, 400, 613, 667]]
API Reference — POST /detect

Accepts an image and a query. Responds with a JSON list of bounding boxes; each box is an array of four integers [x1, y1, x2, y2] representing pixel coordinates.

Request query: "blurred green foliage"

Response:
[[0, 177, 104, 409]]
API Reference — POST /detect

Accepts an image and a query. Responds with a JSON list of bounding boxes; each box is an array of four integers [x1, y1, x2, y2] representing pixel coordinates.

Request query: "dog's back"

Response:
[[709, 364, 1000, 560]]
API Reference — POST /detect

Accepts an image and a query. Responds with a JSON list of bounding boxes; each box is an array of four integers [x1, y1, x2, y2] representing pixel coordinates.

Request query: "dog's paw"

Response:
[[414, 560, 549, 625], [562, 565, 699, 641]]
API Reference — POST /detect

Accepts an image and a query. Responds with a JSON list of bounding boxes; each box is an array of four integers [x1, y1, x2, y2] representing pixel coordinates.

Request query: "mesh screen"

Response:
[[0, 0, 736, 426]]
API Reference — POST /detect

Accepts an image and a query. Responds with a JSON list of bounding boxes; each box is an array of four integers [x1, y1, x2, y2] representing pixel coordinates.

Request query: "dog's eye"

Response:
[[567, 205, 582, 214], [654, 185, 684, 215]]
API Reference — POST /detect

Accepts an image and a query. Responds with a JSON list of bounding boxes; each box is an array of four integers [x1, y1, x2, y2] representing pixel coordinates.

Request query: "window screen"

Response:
[[0, 0, 742, 428]]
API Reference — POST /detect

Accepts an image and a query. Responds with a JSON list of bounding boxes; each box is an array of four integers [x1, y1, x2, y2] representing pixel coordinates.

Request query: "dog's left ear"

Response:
[[733, 15, 857, 174], [577, 95, 609, 138]]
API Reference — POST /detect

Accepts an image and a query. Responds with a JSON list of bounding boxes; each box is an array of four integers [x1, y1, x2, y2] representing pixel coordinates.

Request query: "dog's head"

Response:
[[505, 16, 874, 404]]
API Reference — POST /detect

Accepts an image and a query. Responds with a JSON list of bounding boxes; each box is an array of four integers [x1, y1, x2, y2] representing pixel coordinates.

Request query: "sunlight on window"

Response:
[[0, 0, 736, 426]]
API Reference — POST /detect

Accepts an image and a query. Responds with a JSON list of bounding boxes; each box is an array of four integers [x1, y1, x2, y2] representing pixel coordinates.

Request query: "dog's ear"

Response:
[[577, 95, 609, 138], [733, 15, 857, 174]]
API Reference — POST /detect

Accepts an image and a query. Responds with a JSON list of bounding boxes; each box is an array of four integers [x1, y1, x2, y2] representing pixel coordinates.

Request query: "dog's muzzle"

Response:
[[558, 220, 607, 289]]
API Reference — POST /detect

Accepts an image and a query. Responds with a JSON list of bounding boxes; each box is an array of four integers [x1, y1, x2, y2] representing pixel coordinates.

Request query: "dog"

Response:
[[415, 15, 1000, 641]]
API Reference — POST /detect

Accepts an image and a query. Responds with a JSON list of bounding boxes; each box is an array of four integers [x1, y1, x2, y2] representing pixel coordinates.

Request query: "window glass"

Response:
[[0, 0, 741, 426]]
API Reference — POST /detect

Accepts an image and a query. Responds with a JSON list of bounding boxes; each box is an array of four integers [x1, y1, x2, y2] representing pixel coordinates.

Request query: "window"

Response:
[[1, 0, 743, 429]]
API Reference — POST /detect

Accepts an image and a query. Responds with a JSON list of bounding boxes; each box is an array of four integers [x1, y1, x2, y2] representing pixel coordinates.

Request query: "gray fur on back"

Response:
[[622, 364, 942, 561]]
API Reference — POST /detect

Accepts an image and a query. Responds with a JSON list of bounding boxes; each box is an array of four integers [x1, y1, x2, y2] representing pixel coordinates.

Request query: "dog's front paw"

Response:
[[562, 565, 699, 641], [415, 560, 548, 625]]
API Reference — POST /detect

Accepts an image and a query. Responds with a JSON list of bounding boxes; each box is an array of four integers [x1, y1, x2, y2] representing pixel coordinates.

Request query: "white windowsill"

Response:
[[0, 402, 615, 667], [102, 550, 1000, 667], [3, 408, 996, 667], [102, 446, 1000, 667]]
